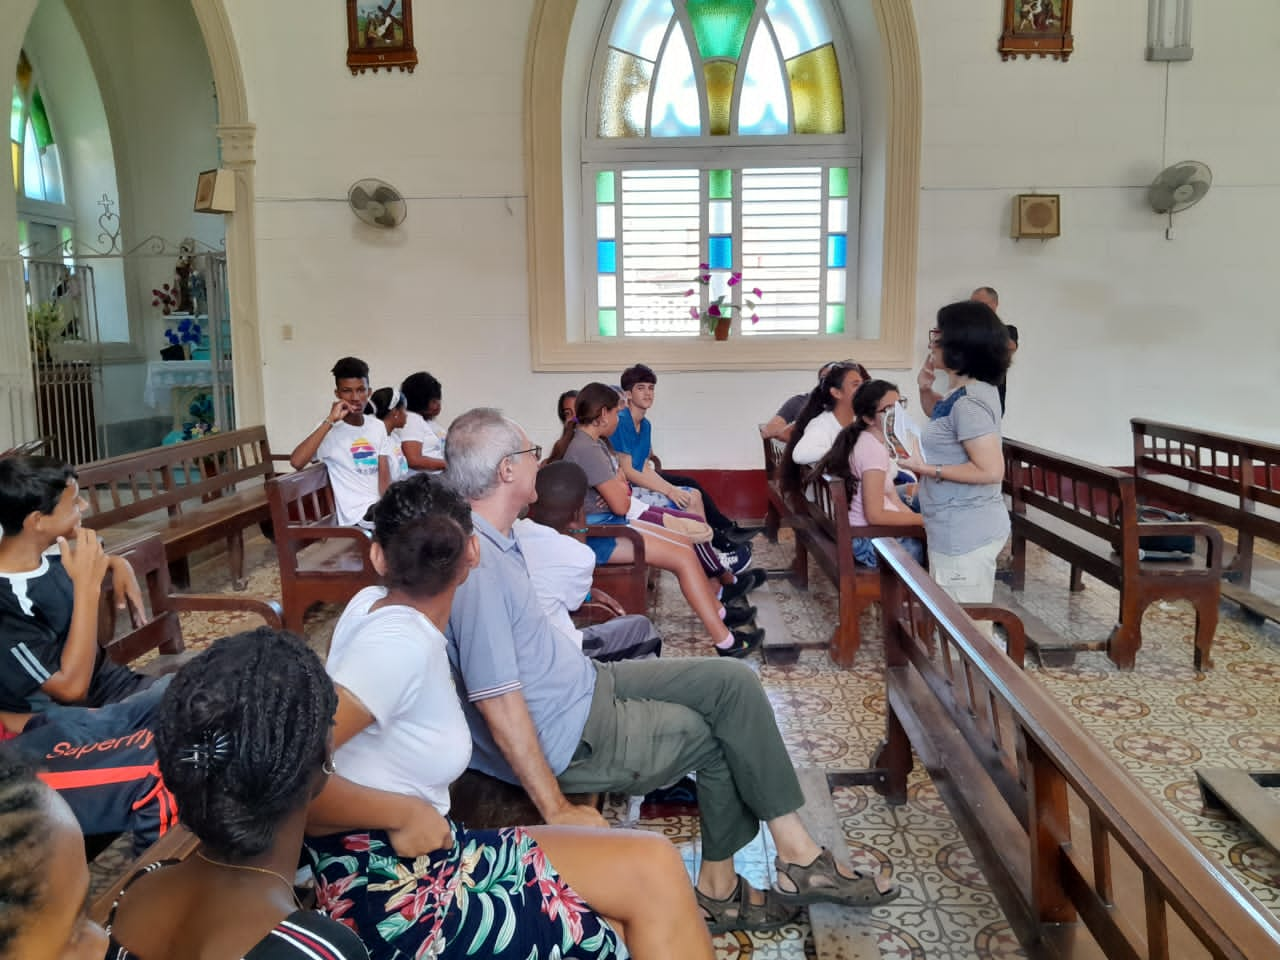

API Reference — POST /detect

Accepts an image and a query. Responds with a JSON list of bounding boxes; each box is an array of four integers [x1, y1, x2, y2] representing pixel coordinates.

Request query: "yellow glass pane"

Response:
[[11, 141, 19, 192], [16, 50, 32, 94], [598, 48, 653, 138], [704, 61, 736, 135], [786, 43, 843, 134]]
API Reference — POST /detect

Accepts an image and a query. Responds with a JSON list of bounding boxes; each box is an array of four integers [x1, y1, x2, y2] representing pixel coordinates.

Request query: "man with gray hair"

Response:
[[441, 407, 900, 934]]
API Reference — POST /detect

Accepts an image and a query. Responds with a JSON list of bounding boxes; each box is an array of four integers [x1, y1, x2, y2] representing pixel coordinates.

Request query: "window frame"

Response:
[[525, 0, 922, 372]]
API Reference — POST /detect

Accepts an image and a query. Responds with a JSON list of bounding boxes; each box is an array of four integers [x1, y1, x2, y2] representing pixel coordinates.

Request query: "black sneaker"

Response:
[[717, 626, 764, 658], [724, 603, 757, 628], [720, 524, 759, 546], [721, 568, 768, 604]]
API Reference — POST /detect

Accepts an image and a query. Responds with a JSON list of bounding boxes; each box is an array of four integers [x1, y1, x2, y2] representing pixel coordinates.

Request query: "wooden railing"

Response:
[[872, 538, 1280, 959]]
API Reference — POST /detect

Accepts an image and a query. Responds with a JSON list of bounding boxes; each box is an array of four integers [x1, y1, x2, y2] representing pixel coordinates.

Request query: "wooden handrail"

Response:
[[873, 537, 1280, 959]]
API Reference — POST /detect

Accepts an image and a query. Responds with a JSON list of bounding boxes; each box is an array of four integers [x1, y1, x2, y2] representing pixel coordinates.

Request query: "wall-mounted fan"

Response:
[[1147, 161, 1211, 237], [347, 178, 407, 228]]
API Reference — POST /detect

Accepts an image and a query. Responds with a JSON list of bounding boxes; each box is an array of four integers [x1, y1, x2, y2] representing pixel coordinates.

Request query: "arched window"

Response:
[[11, 50, 65, 206], [584, 0, 859, 339]]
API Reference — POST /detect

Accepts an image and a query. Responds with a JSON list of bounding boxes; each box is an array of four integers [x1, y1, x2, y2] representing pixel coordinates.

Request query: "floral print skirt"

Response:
[[306, 823, 629, 960]]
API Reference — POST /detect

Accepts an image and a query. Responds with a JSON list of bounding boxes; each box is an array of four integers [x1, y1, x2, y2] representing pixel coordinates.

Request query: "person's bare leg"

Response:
[[768, 812, 895, 894], [640, 533, 730, 643], [525, 826, 714, 959]]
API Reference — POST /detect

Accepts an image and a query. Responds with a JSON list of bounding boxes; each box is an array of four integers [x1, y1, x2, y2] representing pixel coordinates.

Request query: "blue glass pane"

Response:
[[738, 22, 789, 134], [597, 239, 618, 273], [766, 0, 832, 60], [708, 235, 732, 269], [650, 23, 701, 136], [608, 0, 674, 62], [827, 233, 847, 268]]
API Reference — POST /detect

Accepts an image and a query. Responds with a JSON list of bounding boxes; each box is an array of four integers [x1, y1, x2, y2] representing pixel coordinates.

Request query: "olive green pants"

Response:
[[556, 657, 805, 862]]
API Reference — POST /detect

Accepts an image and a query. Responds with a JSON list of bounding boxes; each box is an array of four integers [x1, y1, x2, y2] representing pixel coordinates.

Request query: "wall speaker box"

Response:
[[194, 169, 235, 214], [1011, 193, 1060, 239]]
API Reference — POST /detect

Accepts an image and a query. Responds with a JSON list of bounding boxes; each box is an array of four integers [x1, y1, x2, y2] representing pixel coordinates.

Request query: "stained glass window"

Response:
[[10, 49, 65, 204], [586, 0, 858, 338]]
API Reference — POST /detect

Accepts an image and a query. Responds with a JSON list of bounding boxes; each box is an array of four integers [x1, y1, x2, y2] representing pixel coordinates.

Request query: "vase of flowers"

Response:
[[26, 302, 67, 363], [685, 265, 763, 340], [163, 316, 203, 360]]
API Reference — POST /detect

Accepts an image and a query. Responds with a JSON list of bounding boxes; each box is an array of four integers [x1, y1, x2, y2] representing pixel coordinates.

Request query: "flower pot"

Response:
[[713, 317, 732, 341], [160, 344, 186, 361]]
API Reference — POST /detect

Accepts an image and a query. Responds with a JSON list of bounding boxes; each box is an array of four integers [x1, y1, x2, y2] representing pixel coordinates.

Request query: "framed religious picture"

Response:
[[346, 0, 417, 75], [1000, 0, 1074, 62]]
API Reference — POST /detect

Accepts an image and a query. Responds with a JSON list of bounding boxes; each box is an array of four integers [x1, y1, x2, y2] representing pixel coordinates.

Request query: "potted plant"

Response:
[[163, 317, 204, 361], [26, 302, 67, 363], [685, 265, 763, 341]]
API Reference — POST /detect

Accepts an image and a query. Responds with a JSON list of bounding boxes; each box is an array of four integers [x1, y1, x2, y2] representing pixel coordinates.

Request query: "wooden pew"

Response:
[[870, 537, 1280, 959], [585, 523, 649, 616], [265, 464, 379, 634], [789, 475, 924, 666], [1004, 438, 1224, 670], [759, 429, 811, 582], [89, 825, 200, 925], [1132, 418, 1280, 624], [78, 427, 276, 590]]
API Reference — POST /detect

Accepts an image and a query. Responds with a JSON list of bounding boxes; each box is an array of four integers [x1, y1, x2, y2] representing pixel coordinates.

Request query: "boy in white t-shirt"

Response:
[[399, 371, 447, 474], [289, 356, 390, 526]]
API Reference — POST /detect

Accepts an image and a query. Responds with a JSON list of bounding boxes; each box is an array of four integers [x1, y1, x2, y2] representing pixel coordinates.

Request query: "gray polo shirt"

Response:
[[917, 380, 1010, 556], [444, 512, 597, 782]]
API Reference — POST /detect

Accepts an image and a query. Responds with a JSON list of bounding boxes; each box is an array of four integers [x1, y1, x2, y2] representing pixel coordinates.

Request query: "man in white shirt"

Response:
[[289, 356, 391, 526], [515, 461, 661, 661]]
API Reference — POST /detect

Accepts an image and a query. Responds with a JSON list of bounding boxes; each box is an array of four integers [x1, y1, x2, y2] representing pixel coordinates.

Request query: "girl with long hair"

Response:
[[548, 383, 765, 658], [813, 380, 925, 567], [370, 386, 409, 482], [782, 361, 869, 495]]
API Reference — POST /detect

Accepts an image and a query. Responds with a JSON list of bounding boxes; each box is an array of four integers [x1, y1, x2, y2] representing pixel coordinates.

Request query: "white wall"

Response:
[[224, 0, 1280, 468]]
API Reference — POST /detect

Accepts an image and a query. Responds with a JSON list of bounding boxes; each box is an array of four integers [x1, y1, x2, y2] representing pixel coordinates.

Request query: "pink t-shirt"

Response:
[[847, 430, 905, 527]]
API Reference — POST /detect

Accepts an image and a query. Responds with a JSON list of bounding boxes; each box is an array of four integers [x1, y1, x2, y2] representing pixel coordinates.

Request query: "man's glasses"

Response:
[[508, 445, 542, 461]]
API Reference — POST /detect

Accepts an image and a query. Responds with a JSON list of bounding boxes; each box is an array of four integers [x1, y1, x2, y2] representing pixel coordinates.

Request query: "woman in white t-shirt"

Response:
[[305, 474, 713, 960], [813, 380, 925, 568], [370, 386, 410, 482], [399, 371, 448, 474]]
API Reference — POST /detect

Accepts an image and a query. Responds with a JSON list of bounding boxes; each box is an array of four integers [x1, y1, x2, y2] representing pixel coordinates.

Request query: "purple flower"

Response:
[[708, 304, 721, 318], [727, 275, 740, 287], [750, 313, 760, 324], [698, 262, 709, 269], [689, 307, 700, 320], [699, 274, 711, 284], [752, 287, 763, 298], [684, 288, 695, 297]]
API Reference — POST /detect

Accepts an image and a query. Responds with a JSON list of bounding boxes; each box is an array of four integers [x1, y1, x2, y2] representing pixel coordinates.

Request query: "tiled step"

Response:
[[759, 576, 828, 665]]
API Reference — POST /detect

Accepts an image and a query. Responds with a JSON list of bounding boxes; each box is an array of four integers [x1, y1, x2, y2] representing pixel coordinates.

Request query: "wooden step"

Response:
[[793, 767, 885, 959], [758, 577, 826, 665], [1221, 582, 1280, 625], [1197, 768, 1280, 855], [992, 583, 1107, 667]]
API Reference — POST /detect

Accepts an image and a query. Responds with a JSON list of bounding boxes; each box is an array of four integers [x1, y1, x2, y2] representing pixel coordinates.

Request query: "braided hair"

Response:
[[155, 628, 337, 860], [371, 474, 474, 597], [0, 749, 52, 957]]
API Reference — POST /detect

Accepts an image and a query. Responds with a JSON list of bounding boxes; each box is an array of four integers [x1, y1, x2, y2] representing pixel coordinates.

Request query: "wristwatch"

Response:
[[318, 418, 335, 430], [934, 466, 943, 482]]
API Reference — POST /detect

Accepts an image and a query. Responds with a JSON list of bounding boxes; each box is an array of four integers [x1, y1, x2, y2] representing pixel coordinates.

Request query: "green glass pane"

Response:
[[30, 89, 52, 149], [787, 43, 843, 134], [704, 61, 736, 135], [598, 49, 653, 138], [829, 166, 848, 198], [10, 87, 22, 142], [686, 0, 755, 60], [598, 308, 619, 337], [826, 303, 845, 334], [596, 170, 616, 203], [708, 169, 732, 199]]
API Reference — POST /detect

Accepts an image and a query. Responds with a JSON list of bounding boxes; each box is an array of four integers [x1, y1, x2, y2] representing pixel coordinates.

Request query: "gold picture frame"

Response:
[[346, 0, 417, 75], [1000, 0, 1074, 62]]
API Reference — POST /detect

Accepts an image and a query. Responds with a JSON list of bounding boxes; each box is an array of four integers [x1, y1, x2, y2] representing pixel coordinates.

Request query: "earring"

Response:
[[322, 757, 336, 776]]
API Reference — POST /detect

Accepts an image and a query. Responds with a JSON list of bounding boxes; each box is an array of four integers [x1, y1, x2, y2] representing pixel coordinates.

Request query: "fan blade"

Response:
[[371, 185, 399, 205], [1148, 184, 1177, 213], [1171, 179, 1209, 210], [374, 212, 398, 227], [349, 186, 371, 210]]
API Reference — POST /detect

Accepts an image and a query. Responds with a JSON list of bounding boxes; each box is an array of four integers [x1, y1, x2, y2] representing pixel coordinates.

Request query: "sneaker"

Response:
[[715, 544, 753, 576], [719, 524, 759, 546], [721, 568, 768, 604], [717, 626, 764, 658], [723, 603, 757, 628]]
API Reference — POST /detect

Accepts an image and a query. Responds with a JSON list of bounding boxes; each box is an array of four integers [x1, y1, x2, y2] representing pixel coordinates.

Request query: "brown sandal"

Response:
[[695, 875, 802, 934], [774, 848, 900, 907]]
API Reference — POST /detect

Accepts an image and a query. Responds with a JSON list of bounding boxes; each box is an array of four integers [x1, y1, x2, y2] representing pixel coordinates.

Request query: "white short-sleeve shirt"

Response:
[[328, 586, 472, 816], [316, 417, 388, 526], [400, 411, 447, 475]]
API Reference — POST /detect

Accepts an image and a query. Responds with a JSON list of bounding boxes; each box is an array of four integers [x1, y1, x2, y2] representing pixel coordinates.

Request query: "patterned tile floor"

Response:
[[112, 530, 1280, 958]]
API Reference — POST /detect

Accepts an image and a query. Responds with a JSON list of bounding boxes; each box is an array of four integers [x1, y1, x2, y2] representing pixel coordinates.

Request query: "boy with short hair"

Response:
[[613, 364, 754, 563], [517, 462, 663, 661], [0, 456, 148, 713], [289, 356, 391, 526]]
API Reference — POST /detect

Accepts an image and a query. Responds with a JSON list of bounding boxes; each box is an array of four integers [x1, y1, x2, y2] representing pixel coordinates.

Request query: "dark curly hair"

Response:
[[371, 474, 474, 596], [0, 749, 50, 957], [155, 628, 336, 860], [0, 456, 77, 536], [936, 300, 1011, 385], [331, 356, 369, 383], [401, 371, 443, 418]]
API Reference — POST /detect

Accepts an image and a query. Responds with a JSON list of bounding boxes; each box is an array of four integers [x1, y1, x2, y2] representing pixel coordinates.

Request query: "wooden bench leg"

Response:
[[1010, 533, 1027, 591], [1068, 564, 1084, 592], [791, 536, 809, 590], [764, 502, 781, 543], [829, 591, 868, 668], [1106, 596, 1145, 670], [228, 531, 247, 590], [872, 707, 911, 805], [1193, 601, 1218, 672], [168, 556, 191, 590]]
